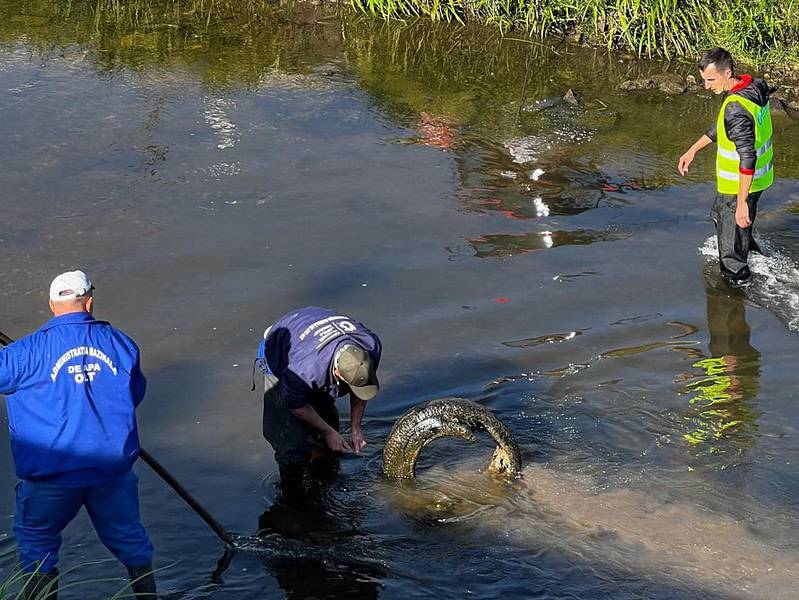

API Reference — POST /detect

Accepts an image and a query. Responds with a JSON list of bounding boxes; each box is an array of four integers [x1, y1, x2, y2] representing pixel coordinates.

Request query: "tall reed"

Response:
[[351, 0, 799, 67], [5, 0, 799, 67], [0, 559, 158, 600]]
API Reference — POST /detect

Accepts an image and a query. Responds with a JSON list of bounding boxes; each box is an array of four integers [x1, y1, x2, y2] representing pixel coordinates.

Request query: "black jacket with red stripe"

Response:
[[705, 75, 770, 175]]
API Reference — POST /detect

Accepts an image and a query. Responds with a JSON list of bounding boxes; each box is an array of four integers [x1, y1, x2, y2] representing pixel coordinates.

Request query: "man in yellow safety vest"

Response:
[[678, 48, 774, 285]]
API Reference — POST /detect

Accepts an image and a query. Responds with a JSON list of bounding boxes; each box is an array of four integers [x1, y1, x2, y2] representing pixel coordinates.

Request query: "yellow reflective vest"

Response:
[[716, 94, 774, 195]]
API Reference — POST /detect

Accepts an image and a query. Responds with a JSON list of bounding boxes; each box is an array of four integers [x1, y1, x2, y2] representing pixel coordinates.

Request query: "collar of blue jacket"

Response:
[[38, 311, 108, 331]]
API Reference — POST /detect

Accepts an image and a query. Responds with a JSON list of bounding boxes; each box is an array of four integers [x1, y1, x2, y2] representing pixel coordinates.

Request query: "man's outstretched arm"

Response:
[[678, 135, 713, 176]]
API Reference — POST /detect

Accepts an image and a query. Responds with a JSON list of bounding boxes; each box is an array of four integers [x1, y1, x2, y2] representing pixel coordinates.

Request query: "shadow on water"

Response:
[[202, 475, 387, 598], [253, 487, 386, 599]]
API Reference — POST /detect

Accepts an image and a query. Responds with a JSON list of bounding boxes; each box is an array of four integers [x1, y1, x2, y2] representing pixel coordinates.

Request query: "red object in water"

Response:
[[416, 112, 458, 149], [494, 297, 510, 303], [500, 210, 525, 221]]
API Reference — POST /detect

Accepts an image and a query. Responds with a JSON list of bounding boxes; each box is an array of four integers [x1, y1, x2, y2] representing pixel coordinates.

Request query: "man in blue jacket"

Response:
[[0, 271, 156, 599], [256, 307, 382, 500]]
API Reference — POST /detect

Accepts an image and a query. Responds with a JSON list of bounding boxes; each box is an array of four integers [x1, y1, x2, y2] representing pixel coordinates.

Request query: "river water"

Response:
[[2, 2, 799, 598]]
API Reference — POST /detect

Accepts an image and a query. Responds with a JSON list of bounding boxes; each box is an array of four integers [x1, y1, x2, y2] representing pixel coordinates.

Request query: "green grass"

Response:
[[351, 0, 799, 68], [0, 560, 157, 600], [4, 0, 799, 69]]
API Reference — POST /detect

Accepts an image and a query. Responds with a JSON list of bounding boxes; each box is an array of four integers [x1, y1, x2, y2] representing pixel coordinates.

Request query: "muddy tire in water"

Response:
[[382, 397, 522, 479]]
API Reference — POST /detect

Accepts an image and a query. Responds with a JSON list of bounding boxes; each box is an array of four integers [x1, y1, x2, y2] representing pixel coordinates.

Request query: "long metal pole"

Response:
[[138, 449, 233, 546], [0, 330, 234, 547]]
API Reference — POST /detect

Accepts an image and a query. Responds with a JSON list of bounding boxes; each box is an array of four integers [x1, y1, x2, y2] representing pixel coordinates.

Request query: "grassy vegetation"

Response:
[[352, 0, 799, 68], [4, 0, 799, 69], [0, 560, 146, 599]]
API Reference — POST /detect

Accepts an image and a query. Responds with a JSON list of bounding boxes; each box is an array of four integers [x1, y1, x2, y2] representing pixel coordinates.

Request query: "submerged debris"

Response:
[[619, 73, 688, 95], [562, 88, 580, 106], [770, 88, 799, 119], [383, 397, 522, 479]]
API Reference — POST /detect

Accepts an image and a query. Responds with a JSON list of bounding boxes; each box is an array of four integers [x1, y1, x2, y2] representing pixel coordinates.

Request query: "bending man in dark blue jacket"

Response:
[[257, 307, 381, 500], [0, 271, 156, 599], [678, 48, 775, 285]]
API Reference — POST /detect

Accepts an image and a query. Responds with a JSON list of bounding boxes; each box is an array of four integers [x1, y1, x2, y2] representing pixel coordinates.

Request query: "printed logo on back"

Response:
[[299, 316, 359, 350], [51, 346, 118, 383]]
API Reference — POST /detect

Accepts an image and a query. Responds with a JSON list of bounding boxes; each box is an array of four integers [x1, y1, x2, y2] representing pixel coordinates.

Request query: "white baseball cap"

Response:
[[49, 270, 94, 302]]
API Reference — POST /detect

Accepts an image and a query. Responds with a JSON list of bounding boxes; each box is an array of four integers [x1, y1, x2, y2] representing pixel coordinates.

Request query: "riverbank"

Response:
[[352, 0, 799, 72], [5, 0, 799, 96]]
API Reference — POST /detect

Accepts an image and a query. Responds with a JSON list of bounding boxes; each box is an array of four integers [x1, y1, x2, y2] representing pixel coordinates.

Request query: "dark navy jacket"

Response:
[[257, 307, 381, 409], [0, 312, 146, 486]]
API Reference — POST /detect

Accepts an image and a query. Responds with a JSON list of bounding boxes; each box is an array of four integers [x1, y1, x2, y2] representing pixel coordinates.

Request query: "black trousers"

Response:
[[711, 191, 762, 282], [262, 374, 339, 467], [262, 375, 341, 502]]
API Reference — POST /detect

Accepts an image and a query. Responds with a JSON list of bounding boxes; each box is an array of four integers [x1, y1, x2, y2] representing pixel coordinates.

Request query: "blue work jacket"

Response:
[[0, 312, 146, 486], [257, 307, 381, 409]]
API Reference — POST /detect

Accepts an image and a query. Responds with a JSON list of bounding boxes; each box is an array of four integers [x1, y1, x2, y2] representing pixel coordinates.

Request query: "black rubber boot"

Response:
[[278, 463, 307, 504], [127, 564, 158, 599], [22, 569, 58, 600]]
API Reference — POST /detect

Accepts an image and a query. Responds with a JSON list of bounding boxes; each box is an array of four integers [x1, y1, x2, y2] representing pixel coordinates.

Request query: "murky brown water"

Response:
[[2, 2, 799, 598]]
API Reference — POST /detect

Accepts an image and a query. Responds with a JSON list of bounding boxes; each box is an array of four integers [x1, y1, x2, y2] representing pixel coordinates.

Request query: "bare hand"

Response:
[[323, 429, 353, 453], [351, 429, 367, 454], [678, 150, 695, 176], [736, 202, 752, 228]]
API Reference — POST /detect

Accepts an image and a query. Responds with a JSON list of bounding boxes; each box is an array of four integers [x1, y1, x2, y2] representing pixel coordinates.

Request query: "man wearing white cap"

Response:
[[256, 307, 382, 500], [0, 271, 157, 599]]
